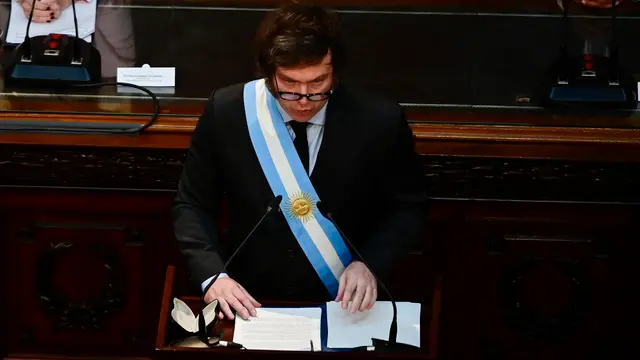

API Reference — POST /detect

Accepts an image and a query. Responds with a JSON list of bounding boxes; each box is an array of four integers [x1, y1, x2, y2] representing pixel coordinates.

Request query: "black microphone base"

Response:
[[371, 338, 421, 353], [538, 54, 638, 111], [169, 335, 222, 348], [4, 34, 101, 87]]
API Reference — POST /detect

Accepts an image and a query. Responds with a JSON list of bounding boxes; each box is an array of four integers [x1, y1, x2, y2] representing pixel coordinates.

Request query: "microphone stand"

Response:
[[21, 0, 38, 61], [70, 0, 82, 64], [608, 0, 619, 85], [196, 195, 283, 347], [317, 202, 420, 353]]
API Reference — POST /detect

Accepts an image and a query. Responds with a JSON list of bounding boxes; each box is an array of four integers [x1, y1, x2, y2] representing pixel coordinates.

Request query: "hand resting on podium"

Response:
[[204, 260, 378, 321], [335, 261, 377, 313], [204, 276, 261, 321]]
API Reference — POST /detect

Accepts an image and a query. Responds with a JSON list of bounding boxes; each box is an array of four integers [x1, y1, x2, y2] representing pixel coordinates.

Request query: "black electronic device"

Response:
[[3, 0, 101, 86], [540, 0, 637, 109]]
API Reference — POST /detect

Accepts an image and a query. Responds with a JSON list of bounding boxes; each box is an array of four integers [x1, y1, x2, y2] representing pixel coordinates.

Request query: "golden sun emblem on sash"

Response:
[[285, 191, 317, 223]]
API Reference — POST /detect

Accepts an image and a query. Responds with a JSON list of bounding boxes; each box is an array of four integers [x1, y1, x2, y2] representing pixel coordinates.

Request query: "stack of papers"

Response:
[[326, 301, 421, 348], [233, 307, 321, 351], [232, 301, 420, 351]]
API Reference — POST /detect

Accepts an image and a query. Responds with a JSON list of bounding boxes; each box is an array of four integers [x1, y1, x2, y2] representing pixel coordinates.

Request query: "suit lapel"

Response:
[[310, 87, 350, 204]]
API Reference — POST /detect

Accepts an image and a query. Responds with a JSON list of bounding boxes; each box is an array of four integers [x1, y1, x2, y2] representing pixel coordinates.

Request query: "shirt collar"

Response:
[[276, 100, 328, 126]]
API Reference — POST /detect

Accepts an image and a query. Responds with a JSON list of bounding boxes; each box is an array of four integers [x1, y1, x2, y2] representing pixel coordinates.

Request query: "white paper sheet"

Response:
[[326, 301, 421, 348], [233, 307, 321, 351], [6, 0, 97, 44]]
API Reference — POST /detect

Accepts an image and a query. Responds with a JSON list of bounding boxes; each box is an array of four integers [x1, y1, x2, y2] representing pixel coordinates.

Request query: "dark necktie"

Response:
[[289, 121, 309, 173]]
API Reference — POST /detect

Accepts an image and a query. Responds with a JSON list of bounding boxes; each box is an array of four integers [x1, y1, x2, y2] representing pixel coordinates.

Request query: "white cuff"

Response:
[[201, 273, 229, 292]]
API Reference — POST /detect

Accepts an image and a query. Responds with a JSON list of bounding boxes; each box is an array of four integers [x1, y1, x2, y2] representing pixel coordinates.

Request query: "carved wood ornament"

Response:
[[35, 242, 126, 331]]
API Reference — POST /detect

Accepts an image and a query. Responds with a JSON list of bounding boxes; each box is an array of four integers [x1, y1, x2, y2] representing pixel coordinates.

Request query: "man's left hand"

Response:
[[335, 261, 377, 313]]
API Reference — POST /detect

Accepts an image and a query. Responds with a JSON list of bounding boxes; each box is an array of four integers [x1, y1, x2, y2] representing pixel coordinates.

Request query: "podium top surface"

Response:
[[155, 266, 440, 359]]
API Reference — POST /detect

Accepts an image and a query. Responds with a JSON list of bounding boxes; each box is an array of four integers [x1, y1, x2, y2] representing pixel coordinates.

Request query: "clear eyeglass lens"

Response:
[[280, 93, 329, 101]]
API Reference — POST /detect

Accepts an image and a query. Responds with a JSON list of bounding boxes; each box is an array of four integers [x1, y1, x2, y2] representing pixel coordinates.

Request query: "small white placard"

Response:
[[117, 64, 175, 87]]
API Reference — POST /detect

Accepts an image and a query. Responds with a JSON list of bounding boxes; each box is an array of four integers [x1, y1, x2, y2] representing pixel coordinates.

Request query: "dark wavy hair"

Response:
[[254, 2, 345, 80]]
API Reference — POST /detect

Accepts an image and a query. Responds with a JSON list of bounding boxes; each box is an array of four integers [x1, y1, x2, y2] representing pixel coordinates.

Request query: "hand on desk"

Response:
[[335, 261, 377, 313], [204, 277, 261, 321]]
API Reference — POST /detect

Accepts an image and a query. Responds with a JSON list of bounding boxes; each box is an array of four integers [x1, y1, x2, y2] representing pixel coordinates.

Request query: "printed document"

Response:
[[233, 307, 321, 351], [6, 0, 97, 44], [326, 301, 421, 348]]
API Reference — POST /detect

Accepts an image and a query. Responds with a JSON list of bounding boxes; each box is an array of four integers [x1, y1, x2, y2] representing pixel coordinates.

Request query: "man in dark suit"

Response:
[[172, 3, 427, 322]]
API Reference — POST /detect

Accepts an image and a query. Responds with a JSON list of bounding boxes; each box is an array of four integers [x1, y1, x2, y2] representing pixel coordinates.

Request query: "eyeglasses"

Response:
[[274, 77, 333, 101], [278, 90, 333, 101]]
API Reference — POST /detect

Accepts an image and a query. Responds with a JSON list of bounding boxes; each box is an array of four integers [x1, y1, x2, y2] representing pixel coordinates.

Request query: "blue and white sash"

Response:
[[243, 78, 352, 297]]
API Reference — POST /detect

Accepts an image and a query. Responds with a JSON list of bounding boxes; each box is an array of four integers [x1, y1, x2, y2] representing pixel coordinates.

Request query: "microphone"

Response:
[[22, 0, 36, 60], [316, 202, 420, 353], [70, 0, 81, 63], [21, 0, 80, 61], [196, 195, 283, 347], [217, 340, 245, 349]]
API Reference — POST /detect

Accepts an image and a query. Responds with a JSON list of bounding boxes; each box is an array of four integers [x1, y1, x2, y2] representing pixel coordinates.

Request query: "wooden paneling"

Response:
[[1, 204, 7, 360], [0, 189, 179, 357], [1, 129, 638, 359], [4, 356, 150, 360], [4, 120, 640, 162], [429, 200, 637, 360]]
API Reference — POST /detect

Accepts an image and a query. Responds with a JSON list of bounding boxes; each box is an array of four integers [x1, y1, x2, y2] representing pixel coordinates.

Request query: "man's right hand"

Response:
[[204, 277, 261, 320]]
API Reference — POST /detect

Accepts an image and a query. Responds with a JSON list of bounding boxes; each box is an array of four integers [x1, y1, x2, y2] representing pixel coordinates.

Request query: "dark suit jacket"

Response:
[[172, 81, 427, 301]]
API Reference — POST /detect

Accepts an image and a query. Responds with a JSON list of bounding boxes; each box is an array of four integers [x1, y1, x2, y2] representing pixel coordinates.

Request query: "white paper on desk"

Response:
[[6, 1, 98, 44], [326, 301, 421, 348], [233, 307, 321, 351]]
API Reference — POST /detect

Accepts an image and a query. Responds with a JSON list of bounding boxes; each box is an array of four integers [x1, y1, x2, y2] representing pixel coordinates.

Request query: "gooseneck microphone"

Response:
[[70, 0, 81, 62], [197, 195, 283, 347], [22, 0, 37, 60], [317, 202, 420, 353]]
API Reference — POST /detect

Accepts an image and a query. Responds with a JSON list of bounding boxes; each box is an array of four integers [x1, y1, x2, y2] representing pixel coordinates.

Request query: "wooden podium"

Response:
[[154, 266, 441, 359]]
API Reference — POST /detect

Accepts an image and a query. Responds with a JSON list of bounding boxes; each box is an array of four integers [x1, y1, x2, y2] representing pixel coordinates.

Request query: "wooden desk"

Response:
[[154, 266, 441, 359], [1, 1, 639, 360]]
